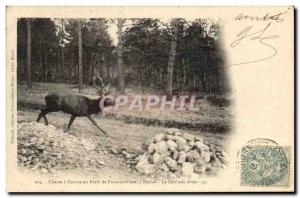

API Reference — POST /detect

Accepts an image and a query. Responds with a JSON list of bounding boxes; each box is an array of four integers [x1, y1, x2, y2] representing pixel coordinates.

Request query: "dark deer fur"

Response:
[[36, 76, 113, 134]]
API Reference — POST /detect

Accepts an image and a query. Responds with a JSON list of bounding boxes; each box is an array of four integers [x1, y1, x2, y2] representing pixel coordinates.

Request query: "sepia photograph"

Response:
[[16, 17, 232, 178]]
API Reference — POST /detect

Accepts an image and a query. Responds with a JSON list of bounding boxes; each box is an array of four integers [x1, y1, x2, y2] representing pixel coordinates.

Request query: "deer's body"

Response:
[[45, 94, 101, 116], [37, 76, 113, 134]]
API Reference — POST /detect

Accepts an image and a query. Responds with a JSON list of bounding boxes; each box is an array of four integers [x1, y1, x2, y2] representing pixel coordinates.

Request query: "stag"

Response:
[[36, 76, 114, 134]]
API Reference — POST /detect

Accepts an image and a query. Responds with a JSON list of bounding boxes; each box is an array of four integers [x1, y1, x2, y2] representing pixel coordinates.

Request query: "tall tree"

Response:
[[65, 18, 113, 84], [60, 20, 65, 78], [69, 51, 74, 83], [30, 18, 60, 82], [78, 20, 83, 93], [61, 45, 64, 78], [26, 19, 32, 89], [166, 19, 179, 95], [117, 18, 125, 93]]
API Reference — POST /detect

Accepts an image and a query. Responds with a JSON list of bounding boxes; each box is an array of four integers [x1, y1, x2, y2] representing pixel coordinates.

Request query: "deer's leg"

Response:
[[87, 115, 107, 135], [67, 115, 76, 130], [42, 110, 49, 125], [37, 109, 49, 125], [36, 111, 43, 122], [43, 114, 49, 125]]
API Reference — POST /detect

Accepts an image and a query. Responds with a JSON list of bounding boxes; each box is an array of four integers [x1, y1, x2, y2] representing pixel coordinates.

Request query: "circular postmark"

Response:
[[239, 138, 289, 186]]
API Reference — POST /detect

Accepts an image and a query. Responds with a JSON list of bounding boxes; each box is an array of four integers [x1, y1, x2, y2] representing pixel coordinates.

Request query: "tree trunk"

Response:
[[78, 20, 83, 93], [83, 53, 87, 84], [44, 47, 48, 82], [117, 18, 125, 93], [91, 58, 95, 79], [98, 53, 101, 76], [160, 70, 163, 85], [26, 19, 32, 89], [166, 19, 179, 95], [61, 46, 64, 80], [20, 59, 25, 77], [56, 46, 60, 80], [61, 20, 65, 81], [38, 43, 43, 82], [89, 53, 94, 81], [181, 57, 185, 91], [100, 54, 106, 78], [74, 63, 77, 81], [101, 55, 107, 78], [69, 51, 74, 83]]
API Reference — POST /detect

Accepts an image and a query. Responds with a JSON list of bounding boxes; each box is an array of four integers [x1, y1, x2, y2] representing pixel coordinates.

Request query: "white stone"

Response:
[[201, 151, 211, 163], [148, 143, 156, 154], [182, 133, 195, 141], [174, 131, 182, 136], [177, 151, 187, 164], [194, 141, 209, 152], [155, 141, 168, 154], [153, 133, 166, 143], [176, 137, 187, 151], [193, 163, 206, 174], [159, 163, 169, 172], [165, 157, 178, 171], [166, 135, 177, 141], [186, 150, 201, 163], [166, 140, 178, 152], [184, 145, 192, 152], [187, 141, 195, 147], [166, 128, 180, 135], [152, 153, 163, 164], [136, 161, 156, 175], [172, 150, 179, 160], [137, 153, 148, 163]]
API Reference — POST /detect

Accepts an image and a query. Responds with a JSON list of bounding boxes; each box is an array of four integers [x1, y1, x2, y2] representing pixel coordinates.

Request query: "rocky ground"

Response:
[[17, 110, 229, 179], [18, 122, 107, 174], [135, 128, 228, 178]]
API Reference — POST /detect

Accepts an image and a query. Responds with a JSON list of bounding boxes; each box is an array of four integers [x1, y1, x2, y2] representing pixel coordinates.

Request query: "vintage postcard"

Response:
[[6, 6, 294, 192]]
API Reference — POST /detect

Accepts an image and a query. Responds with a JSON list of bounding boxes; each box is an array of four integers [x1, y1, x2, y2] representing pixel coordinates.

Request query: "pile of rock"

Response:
[[135, 128, 227, 178], [17, 122, 106, 174], [110, 148, 141, 169]]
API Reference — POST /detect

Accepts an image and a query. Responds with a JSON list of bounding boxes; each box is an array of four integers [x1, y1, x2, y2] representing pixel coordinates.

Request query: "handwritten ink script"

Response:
[[230, 11, 287, 66], [235, 11, 287, 23]]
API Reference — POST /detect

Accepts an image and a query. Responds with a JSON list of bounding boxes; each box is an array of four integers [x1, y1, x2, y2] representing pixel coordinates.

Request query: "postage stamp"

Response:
[[240, 139, 290, 187]]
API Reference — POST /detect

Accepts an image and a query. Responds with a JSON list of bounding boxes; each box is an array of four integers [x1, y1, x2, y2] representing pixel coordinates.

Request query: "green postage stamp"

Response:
[[240, 143, 290, 187]]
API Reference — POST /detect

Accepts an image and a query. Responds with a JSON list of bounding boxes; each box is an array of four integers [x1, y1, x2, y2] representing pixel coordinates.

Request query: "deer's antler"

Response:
[[93, 75, 110, 96]]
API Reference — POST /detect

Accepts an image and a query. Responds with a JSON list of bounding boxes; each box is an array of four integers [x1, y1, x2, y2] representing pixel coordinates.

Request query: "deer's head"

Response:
[[93, 75, 115, 108]]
